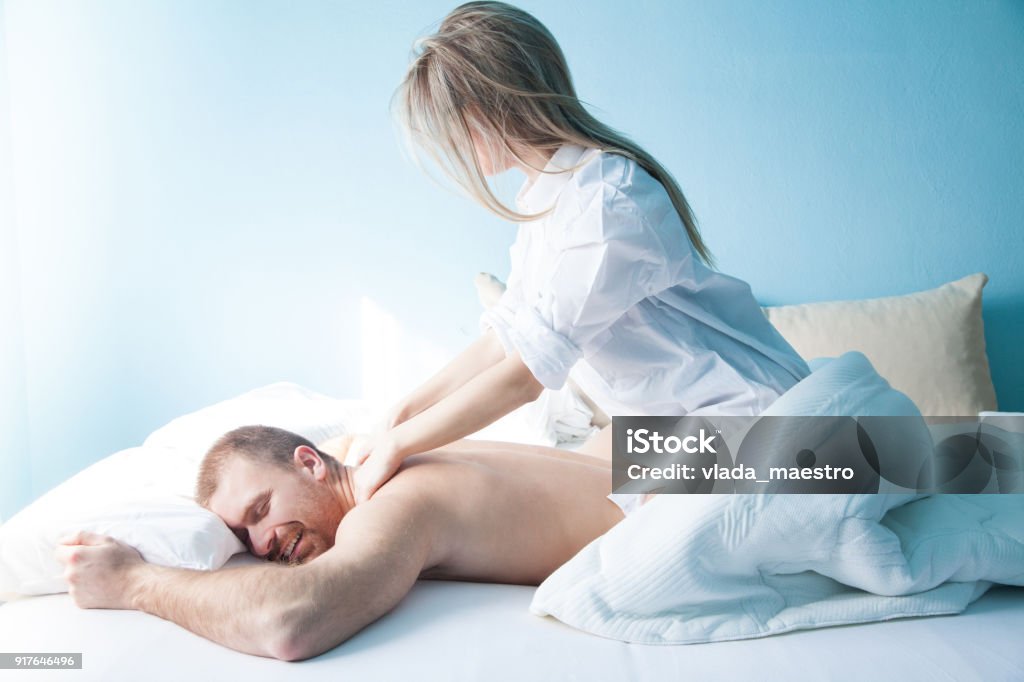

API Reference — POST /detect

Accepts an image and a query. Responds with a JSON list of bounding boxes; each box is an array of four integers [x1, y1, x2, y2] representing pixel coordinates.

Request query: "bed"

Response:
[[2, 273, 1022, 681], [1, 565, 1023, 681]]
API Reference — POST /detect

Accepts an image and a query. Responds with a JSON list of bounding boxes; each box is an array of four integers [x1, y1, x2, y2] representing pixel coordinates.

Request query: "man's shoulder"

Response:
[[338, 460, 451, 534], [322, 464, 453, 573]]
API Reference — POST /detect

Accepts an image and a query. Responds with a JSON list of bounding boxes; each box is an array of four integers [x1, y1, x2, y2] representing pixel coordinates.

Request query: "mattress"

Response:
[[1, 554, 1022, 682]]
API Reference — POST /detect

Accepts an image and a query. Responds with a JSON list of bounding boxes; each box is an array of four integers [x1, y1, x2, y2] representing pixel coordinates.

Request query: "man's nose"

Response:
[[249, 524, 276, 558]]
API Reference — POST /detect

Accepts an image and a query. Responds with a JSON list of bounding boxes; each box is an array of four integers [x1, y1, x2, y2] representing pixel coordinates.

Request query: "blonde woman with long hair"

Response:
[[348, 2, 810, 506]]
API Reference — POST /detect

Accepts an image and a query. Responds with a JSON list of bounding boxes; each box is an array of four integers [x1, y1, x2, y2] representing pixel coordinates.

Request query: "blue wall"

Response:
[[2, 0, 1022, 519]]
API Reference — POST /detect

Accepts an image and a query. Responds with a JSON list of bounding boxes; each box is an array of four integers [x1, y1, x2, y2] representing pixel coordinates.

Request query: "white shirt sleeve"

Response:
[[482, 188, 685, 390]]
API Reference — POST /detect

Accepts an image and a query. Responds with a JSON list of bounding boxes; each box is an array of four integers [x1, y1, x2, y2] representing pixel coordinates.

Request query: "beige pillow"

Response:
[[762, 273, 997, 416]]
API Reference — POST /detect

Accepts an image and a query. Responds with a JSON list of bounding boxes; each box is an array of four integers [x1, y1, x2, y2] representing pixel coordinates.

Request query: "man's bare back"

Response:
[[57, 427, 626, 662], [348, 440, 624, 585]]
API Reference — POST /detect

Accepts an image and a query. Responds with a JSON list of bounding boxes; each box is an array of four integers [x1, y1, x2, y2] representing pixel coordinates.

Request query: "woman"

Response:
[[347, 1, 810, 503]]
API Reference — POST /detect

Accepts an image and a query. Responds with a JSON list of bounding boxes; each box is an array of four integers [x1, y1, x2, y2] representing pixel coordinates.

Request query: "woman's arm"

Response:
[[353, 352, 543, 501], [392, 351, 542, 454], [387, 329, 506, 428]]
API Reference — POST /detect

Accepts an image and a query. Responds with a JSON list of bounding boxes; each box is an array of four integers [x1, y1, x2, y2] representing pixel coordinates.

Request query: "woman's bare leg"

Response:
[[575, 423, 613, 461]]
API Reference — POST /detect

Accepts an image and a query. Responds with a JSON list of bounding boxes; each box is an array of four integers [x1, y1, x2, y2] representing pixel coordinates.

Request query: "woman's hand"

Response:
[[383, 401, 414, 431], [348, 432, 405, 503], [316, 433, 357, 461]]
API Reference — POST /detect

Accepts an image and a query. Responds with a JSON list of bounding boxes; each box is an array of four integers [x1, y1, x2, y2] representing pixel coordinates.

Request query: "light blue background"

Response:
[[1, 0, 1022, 519]]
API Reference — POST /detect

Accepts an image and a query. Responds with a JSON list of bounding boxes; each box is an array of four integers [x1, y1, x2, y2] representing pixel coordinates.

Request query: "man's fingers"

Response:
[[56, 530, 84, 545], [54, 542, 95, 566], [57, 530, 107, 546], [54, 543, 75, 564], [75, 530, 107, 546]]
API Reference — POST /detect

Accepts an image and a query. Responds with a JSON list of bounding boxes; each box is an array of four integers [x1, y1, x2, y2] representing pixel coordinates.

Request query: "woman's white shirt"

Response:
[[481, 144, 810, 417]]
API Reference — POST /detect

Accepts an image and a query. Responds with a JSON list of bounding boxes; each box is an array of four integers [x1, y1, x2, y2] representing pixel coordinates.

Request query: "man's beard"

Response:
[[274, 482, 343, 565]]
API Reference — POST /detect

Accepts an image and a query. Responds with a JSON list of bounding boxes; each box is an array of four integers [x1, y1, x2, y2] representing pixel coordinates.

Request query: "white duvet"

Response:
[[531, 352, 1024, 644]]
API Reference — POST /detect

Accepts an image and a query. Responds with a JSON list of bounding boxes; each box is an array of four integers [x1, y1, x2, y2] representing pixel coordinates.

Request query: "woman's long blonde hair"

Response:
[[393, 1, 715, 268]]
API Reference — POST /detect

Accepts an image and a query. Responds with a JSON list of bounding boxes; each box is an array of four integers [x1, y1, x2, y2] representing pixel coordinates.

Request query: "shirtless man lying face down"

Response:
[[56, 425, 626, 661]]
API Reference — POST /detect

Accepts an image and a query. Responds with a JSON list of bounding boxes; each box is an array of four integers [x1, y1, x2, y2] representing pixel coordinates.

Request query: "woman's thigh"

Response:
[[575, 423, 613, 461]]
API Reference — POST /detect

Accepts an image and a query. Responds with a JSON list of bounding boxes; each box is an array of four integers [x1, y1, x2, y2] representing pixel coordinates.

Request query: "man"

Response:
[[55, 425, 627, 660]]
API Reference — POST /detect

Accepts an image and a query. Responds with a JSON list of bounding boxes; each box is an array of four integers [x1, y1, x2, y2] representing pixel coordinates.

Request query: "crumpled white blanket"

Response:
[[530, 352, 1024, 644]]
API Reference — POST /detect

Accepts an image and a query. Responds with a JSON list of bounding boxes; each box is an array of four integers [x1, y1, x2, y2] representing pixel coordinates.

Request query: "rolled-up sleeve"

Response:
[[481, 293, 583, 390], [482, 187, 683, 390]]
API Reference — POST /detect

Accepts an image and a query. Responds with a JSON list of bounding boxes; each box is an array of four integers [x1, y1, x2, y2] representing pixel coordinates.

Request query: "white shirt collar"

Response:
[[515, 144, 590, 214]]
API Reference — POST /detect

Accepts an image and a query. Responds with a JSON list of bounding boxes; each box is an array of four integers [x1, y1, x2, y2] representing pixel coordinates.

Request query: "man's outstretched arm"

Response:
[[56, 495, 439, 661]]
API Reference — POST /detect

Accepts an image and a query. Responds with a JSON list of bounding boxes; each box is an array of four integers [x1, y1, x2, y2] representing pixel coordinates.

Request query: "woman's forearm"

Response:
[[392, 330, 506, 424], [390, 352, 542, 456]]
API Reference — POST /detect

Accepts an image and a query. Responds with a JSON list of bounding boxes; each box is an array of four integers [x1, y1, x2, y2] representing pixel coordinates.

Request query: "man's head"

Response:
[[196, 425, 348, 565]]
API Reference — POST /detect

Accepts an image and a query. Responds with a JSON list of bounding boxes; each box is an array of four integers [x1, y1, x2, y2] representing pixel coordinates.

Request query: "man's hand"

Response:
[[348, 432, 404, 504], [54, 531, 146, 610]]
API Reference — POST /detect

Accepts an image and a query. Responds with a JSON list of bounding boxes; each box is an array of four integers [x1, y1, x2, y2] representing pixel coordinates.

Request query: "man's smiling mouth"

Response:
[[280, 529, 302, 564]]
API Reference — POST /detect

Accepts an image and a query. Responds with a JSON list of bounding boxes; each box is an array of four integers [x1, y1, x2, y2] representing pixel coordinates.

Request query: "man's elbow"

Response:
[[269, 638, 319, 663], [268, 626, 347, 662], [267, 638, 305, 663], [266, 612, 352, 662]]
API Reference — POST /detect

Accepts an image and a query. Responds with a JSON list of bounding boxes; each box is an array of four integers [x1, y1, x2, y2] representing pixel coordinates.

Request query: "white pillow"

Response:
[[0, 447, 243, 599], [0, 382, 360, 599], [144, 381, 358, 462], [763, 273, 997, 416]]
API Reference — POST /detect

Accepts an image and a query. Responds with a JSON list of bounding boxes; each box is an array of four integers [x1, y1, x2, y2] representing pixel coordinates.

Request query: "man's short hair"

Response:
[[195, 425, 319, 508]]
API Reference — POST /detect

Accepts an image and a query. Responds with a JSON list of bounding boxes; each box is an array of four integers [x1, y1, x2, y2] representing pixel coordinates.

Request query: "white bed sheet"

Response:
[[1, 554, 1022, 682]]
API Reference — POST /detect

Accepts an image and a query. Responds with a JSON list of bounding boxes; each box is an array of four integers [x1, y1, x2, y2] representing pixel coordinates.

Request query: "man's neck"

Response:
[[324, 456, 358, 516]]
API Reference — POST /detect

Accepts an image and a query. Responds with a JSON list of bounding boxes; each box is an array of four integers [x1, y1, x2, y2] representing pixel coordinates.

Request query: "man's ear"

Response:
[[294, 445, 327, 481]]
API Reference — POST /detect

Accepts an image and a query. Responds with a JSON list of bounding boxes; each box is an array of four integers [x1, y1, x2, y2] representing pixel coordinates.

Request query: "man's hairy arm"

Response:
[[57, 493, 440, 661]]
